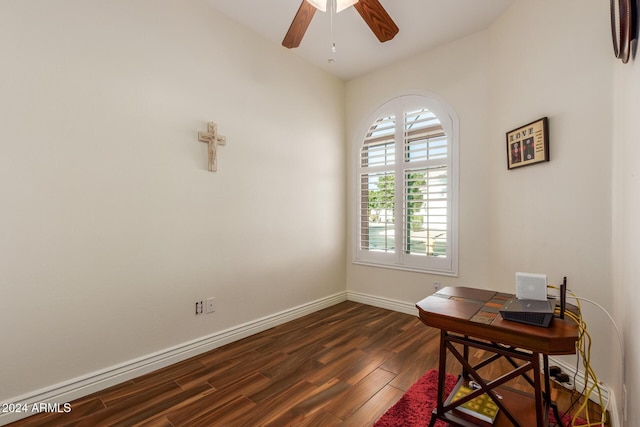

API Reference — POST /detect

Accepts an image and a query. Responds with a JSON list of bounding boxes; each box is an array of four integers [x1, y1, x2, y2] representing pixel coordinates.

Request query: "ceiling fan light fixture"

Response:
[[305, 0, 358, 13], [336, 0, 358, 13], [305, 0, 326, 12], [284, 0, 396, 49]]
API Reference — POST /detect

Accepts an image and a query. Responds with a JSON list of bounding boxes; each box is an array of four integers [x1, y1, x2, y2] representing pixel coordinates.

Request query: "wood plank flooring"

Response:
[[7, 301, 606, 426]]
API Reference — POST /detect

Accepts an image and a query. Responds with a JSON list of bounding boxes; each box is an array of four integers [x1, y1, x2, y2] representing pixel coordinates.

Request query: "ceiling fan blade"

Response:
[[353, 0, 399, 43], [282, 1, 317, 49]]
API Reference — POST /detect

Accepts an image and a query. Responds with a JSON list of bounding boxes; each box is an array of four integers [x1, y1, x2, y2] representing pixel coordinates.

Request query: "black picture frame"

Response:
[[506, 117, 549, 170]]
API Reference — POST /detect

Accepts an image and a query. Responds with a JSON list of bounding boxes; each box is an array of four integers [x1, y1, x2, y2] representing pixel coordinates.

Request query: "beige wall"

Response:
[[347, 0, 623, 421], [488, 0, 624, 421], [487, 0, 612, 293], [0, 0, 346, 407], [347, 0, 612, 310], [612, 27, 640, 427], [2, 0, 637, 425]]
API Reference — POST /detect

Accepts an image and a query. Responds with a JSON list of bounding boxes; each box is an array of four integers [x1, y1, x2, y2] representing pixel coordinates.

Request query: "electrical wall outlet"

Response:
[[195, 300, 204, 315], [550, 367, 574, 390], [206, 297, 216, 314], [433, 282, 441, 292]]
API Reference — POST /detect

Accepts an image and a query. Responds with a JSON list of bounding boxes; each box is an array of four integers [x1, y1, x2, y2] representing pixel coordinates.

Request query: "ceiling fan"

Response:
[[282, 0, 399, 49]]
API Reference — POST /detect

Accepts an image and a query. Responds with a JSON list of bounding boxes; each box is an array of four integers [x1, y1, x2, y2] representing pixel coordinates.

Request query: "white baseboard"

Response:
[[0, 292, 348, 426], [346, 290, 418, 315]]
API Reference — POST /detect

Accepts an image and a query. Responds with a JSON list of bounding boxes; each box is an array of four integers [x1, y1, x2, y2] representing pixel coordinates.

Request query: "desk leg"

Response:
[[544, 355, 564, 427], [463, 335, 469, 379], [532, 352, 546, 427], [428, 330, 447, 427]]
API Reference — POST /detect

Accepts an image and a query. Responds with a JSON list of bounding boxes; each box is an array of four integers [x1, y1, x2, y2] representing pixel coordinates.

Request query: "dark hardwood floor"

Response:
[[7, 301, 606, 426]]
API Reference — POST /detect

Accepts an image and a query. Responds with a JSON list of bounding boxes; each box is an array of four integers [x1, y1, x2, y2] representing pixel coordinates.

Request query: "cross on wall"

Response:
[[198, 122, 226, 172]]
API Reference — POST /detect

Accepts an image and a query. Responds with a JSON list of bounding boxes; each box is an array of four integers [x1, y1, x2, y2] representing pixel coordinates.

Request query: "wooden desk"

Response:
[[416, 286, 579, 427]]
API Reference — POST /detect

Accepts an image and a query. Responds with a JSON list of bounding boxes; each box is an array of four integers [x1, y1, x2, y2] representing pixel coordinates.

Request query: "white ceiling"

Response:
[[205, 0, 515, 80]]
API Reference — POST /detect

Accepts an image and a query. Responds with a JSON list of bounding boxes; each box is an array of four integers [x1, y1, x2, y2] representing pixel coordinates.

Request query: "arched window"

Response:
[[354, 92, 458, 275]]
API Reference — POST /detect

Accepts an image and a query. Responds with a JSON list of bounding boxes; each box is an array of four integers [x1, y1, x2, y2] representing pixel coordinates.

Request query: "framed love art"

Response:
[[506, 117, 549, 170]]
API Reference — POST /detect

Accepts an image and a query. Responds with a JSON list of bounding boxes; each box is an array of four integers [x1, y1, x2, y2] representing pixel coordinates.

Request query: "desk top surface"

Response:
[[416, 286, 579, 355]]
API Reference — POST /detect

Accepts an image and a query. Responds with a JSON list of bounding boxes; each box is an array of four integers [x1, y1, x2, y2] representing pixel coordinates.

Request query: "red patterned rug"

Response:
[[374, 369, 594, 426]]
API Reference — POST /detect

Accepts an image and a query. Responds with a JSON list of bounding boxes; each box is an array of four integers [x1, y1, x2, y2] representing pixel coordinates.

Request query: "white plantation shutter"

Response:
[[404, 109, 447, 162], [359, 115, 397, 254], [355, 94, 458, 275], [404, 166, 447, 256], [361, 115, 396, 167]]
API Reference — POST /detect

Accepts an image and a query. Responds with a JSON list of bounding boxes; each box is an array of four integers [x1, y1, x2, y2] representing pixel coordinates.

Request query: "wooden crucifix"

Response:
[[198, 122, 227, 172]]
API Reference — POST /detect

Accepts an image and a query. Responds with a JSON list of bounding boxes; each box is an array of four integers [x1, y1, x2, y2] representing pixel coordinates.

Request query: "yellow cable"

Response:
[[559, 293, 606, 426], [547, 285, 606, 426]]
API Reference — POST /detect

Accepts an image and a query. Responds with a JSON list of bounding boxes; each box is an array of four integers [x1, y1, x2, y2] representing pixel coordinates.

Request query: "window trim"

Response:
[[352, 91, 459, 276]]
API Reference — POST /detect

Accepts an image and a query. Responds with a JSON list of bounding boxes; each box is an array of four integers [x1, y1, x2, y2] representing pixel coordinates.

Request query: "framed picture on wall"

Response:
[[506, 117, 549, 170]]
